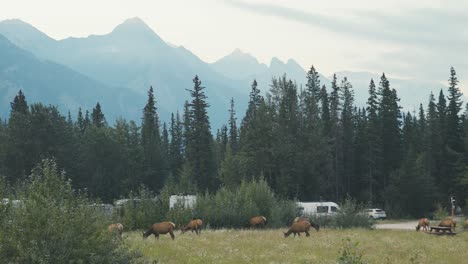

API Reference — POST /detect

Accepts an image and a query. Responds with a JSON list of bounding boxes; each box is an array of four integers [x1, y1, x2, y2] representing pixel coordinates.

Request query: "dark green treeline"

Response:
[[0, 68, 467, 217]]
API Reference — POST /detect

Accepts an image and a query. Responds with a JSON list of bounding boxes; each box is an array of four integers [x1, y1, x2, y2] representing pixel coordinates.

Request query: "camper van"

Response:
[[297, 201, 340, 216], [169, 195, 197, 209]]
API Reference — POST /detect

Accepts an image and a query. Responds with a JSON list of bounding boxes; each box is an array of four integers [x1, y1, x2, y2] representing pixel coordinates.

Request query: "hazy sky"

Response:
[[1, 0, 467, 88]]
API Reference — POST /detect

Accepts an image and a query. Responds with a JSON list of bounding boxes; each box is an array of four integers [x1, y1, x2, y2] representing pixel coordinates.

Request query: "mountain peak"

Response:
[[111, 17, 155, 36], [270, 57, 285, 67]]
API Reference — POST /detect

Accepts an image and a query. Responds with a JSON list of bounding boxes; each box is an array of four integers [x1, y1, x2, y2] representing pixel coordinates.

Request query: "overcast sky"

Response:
[[1, 0, 467, 89]]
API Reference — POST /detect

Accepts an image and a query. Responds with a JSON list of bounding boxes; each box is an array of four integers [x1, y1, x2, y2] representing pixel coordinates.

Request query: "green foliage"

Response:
[[433, 203, 449, 220], [195, 178, 296, 228], [333, 197, 373, 229], [305, 198, 372, 229], [337, 237, 366, 264], [114, 185, 168, 231], [0, 159, 140, 263]]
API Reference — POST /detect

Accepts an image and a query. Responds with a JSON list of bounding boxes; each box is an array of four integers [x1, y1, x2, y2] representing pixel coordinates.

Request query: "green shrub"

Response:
[[333, 197, 373, 229], [0, 159, 141, 263], [303, 198, 372, 229], [195, 178, 297, 228], [433, 203, 448, 220], [337, 237, 366, 264], [114, 185, 168, 231]]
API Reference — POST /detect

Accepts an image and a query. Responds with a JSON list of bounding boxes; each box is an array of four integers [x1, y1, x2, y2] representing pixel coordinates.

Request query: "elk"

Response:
[[108, 223, 124, 238], [284, 221, 312, 238], [143, 221, 176, 240], [250, 216, 267, 228], [181, 219, 203, 235], [293, 217, 320, 231], [415, 218, 430, 231]]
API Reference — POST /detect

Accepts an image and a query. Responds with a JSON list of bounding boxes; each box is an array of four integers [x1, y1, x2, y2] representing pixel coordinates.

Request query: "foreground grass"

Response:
[[126, 228, 468, 264]]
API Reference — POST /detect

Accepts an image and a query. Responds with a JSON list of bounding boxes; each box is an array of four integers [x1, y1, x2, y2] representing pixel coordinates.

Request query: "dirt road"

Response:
[[374, 221, 418, 230]]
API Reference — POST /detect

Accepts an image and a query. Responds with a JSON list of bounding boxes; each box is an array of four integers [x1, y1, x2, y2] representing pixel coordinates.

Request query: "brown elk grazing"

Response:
[[181, 219, 203, 235], [464, 219, 468, 229], [284, 221, 312, 238], [143, 221, 176, 240], [108, 223, 124, 238], [415, 218, 430, 231], [438, 218, 456, 232], [293, 217, 320, 232], [250, 216, 267, 228]]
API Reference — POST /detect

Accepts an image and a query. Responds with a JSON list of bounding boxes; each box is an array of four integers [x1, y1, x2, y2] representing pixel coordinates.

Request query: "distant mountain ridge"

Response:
[[0, 17, 448, 126], [0, 34, 142, 120]]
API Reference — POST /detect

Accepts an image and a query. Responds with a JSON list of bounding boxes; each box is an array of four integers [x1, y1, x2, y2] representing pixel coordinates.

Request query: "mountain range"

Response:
[[0, 17, 447, 128]]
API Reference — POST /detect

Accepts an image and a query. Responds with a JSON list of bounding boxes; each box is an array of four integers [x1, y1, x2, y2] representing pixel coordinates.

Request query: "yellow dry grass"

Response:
[[125, 228, 468, 264]]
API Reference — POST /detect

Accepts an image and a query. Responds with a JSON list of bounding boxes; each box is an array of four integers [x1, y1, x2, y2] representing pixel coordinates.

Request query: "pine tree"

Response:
[[141, 86, 164, 190], [91, 102, 106, 128], [162, 122, 169, 160], [228, 98, 238, 153], [341, 77, 355, 195], [169, 112, 184, 178], [378, 73, 402, 205], [444, 67, 464, 197], [185, 76, 216, 191], [76, 108, 85, 133], [10, 90, 28, 114], [365, 79, 381, 204], [329, 74, 342, 200], [306, 65, 321, 100], [5, 90, 31, 182], [320, 85, 331, 135]]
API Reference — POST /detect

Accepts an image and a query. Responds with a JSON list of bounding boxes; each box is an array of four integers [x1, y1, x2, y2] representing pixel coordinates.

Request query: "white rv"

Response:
[[169, 195, 196, 209], [297, 201, 340, 216]]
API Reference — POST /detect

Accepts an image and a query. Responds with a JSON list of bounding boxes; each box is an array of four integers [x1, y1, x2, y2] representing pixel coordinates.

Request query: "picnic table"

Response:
[[427, 226, 456, 236]]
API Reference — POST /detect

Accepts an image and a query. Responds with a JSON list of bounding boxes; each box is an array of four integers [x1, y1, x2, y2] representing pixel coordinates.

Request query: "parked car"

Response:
[[297, 201, 340, 216], [366, 208, 386, 219]]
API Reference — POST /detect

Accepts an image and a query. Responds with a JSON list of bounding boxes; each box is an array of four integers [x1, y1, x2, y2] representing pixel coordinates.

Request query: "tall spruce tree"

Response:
[[185, 76, 216, 191], [444, 67, 464, 197], [341, 77, 355, 195], [228, 98, 238, 153], [91, 102, 106, 128], [141, 86, 164, 191], [378, 74, 402, 206], [169, 112, 184, 178]]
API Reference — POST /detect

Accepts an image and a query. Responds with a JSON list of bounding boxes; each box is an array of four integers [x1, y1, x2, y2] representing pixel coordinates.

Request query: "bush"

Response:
[[303, 198, 372, 229], [0, 159, 141, 263], [337, 237, 366, 264], [333, 197, 373, 229], [114, 186, 168, 231], [433, 203, 448, 220], [195, 178, 297, 228]]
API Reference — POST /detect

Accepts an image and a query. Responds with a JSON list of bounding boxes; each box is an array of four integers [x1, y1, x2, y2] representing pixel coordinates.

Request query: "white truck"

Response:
[[297, 201, 340, 216]]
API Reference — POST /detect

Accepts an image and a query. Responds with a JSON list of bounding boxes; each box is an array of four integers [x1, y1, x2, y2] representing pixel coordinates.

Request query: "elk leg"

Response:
[[169, 231, 175, 240], [305, 230, 310, 237]]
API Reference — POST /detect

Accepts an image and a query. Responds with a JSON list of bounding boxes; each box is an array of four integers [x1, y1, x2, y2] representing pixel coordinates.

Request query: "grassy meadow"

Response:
[[125, 228, 468, 263]]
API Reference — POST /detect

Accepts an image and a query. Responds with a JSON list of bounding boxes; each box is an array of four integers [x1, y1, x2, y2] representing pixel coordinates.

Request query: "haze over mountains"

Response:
[[0, 17, 447, 128]]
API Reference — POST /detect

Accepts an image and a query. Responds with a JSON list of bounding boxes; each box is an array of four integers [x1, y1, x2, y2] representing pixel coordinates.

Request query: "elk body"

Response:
[[143, 221, 176, 240], [108, 223, 124, 238], [293, 217, 320, 231], [250, 216, 267, 228], [181, 219, 203, 235], [438, 218, 456, 232], [415, 218, 430, 231], [284, 221, 312, 238]]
